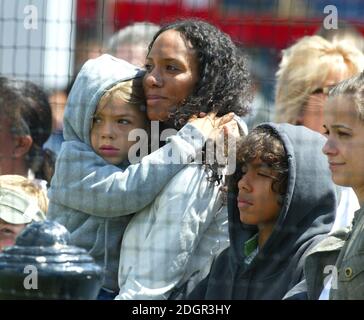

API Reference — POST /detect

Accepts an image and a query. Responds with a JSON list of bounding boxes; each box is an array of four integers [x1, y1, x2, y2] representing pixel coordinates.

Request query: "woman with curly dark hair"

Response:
[[116, 19, 252, 300], [144, 19, 251, 127]]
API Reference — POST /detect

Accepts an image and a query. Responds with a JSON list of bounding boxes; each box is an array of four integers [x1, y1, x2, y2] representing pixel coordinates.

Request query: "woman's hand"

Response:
[[188, 112, 242, 175], [188, 112, 237, 141]]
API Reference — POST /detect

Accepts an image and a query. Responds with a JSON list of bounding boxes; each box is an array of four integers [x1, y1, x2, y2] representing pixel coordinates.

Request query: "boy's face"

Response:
[[237, 157, 281, 228], [90, 96, 148, 165]]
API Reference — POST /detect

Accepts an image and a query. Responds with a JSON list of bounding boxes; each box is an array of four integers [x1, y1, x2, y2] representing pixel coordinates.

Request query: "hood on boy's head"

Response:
[[63, 54, 145, 144], [228, 122, 337, 263]]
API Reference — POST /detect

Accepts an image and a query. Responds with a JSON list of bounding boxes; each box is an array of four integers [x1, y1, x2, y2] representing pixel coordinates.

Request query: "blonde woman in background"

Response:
[[274, 35, 364, 232]]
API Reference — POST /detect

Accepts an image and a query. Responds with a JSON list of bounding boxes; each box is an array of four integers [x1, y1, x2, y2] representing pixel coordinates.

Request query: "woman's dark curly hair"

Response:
[[147, 19, 252, 184], [147, 19, 252, 128], [229, 126, 289, 204]]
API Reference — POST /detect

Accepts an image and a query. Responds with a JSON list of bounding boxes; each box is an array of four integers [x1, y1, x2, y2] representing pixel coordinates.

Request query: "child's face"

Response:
[[0, 218, 26, 252], [90, 96, 148, 165], [322, 95, 364, 199], [237, 157, 281, 227]]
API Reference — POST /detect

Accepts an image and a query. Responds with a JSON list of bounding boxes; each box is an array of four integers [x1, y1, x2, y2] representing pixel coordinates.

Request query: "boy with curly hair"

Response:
[[189, 123, 337, 299]]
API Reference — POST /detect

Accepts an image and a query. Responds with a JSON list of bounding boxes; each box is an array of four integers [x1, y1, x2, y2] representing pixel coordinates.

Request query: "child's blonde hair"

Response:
[[0, 175, 48, 214], [98, 77, 145, 111]]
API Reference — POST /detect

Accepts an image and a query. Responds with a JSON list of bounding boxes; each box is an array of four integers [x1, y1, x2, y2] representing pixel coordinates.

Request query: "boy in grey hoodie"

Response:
[[188, 123, 337, 299], [47, 54, 226, 298]]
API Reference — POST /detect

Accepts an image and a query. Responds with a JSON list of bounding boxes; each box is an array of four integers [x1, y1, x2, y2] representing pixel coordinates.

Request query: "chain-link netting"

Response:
[[1, 0, 364, 301]]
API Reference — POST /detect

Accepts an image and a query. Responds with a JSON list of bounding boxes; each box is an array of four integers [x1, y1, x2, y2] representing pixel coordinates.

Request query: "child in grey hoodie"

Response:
[[47, 54, 227, 299]]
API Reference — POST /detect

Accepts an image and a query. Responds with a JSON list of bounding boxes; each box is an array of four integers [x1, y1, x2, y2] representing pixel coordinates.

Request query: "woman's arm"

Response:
[[116, 165, 227, 300], [48, 123, 205, 217], [48, 113, 235, 217]]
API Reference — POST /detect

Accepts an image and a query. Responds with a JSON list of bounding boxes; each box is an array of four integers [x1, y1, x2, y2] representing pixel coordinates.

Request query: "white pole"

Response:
[[43, 0, 76, 90]]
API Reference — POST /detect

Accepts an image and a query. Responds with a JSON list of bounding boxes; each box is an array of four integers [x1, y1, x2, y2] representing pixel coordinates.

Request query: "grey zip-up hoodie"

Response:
[[47, 54, 206, 292], [188, 123, 337, 299]]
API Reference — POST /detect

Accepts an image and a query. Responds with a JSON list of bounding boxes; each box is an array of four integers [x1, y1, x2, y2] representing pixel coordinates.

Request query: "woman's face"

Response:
[[143, 29, 199, 122], [322, 95, 364, 202], [299, 61, 351, 134]]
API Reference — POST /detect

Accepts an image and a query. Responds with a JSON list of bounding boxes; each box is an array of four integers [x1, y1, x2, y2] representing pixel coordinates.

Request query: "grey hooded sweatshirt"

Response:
[[47, 54, 207, 292], [188, 123, 337, 299]]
